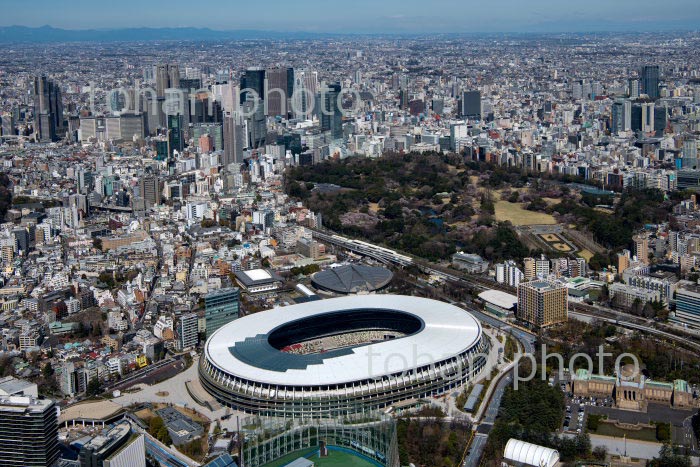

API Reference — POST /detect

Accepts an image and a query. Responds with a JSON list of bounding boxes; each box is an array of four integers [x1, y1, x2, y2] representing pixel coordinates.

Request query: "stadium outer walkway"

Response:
[[111, 356, 246, 433]]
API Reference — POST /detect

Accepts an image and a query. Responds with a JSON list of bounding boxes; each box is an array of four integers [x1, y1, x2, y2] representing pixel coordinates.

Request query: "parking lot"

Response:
[[558, 380, 615, 435], [556, 378, 698, 452]]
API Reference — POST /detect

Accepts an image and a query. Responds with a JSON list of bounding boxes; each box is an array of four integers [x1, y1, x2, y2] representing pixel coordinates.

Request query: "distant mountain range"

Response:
[[0, 25, 336, 42], [0, 25, 695, 43]]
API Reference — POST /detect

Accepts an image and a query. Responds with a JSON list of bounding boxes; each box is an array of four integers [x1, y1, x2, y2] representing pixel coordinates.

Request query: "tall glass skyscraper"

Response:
[[32, 76, 65, 142], [205, 287, 240, 338], [641, 65, 660, 99], [320, 82, 343, 140], [240, 68, 266, 104]]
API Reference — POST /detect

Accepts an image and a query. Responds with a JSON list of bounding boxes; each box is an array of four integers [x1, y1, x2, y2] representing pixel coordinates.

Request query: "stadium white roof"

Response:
[[205, 295, 483, 386], [478, 290, 518, 310], [503, 439, 559, 467]]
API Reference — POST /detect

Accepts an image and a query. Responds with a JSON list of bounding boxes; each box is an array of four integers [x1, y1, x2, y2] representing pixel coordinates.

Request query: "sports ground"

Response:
[[262, 448, 378, 467]]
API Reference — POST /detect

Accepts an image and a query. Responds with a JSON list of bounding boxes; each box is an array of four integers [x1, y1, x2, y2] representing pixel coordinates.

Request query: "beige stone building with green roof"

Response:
[[572, 367, 695, 412]]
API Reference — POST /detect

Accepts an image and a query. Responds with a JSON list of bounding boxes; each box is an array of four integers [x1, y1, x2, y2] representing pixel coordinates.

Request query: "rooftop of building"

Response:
[[0, 376, 37, 396], [204, 287, 240, 298], [478, 290, 517, 310], [521, 280, 562, 291], [233, 269, 282, 286], [82, 421, 132, 454], [311, 264, 393, 294], [0, 395, 54, 413], [452, 252, 487, 263]]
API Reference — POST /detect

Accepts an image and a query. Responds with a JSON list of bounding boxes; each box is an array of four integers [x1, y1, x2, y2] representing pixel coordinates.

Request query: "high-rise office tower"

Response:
[[215, 81, 238, 113], [177, 313, 199, 351], [293, 70, 318, 118], [138, 175, 161, 208], [155, 64, 181, 97], [321, 82, 343, 140], [399, 88, 409, 110], [391, 73, 400, 90], [240, 68, 266, 104], [641, 65, 660, 99], [1, 111, 15, 136], [265, 67, 293, 117], [631, 102, 655, 133], [194, 122, 223, 152], [205, 287, 240, 338], [654, 104, 668, 136], [460, 90, 482, 119], [191, 92, 222, 124], [286, 67, 295, 101], [223, 112, 245, 165], [242, 101, 267, 149], [628, 78, 640, 99], [32, 76, 65, 142], [517, 280, 568, 328], [76, 169, 94, 194], [179, 77, 202, 91], [168, 114, 184, 154], [611, 99, 632, 134], [0, 396, 60, 467]]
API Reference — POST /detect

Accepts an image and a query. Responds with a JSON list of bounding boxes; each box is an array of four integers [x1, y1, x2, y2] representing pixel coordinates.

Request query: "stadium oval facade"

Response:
[[199, 295, 490, 417]]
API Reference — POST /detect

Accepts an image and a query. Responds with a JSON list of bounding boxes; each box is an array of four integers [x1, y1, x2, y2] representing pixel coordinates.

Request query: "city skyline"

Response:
[[1, 0, 699, 33], [1, 3, 700, 463]]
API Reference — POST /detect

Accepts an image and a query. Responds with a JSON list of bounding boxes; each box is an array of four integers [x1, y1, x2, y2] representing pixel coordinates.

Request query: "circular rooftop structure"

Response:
[[200, 295, 489, 417], [311, 264, 393, 294]]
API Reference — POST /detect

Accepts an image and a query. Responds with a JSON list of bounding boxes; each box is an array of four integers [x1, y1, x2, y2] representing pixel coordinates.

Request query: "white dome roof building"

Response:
[[503, 439, 560, 467]]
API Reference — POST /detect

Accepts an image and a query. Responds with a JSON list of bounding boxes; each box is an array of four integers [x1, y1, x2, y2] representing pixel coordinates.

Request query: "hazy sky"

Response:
[[1, 0, 699, 33]]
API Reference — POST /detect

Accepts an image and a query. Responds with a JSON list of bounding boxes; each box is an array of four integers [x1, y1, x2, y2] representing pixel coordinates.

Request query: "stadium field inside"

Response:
[[262, 448, 378, 467]]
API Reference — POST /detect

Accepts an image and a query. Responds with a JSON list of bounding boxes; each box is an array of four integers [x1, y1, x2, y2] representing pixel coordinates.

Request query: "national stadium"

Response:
[[199, 295, 490, 417]]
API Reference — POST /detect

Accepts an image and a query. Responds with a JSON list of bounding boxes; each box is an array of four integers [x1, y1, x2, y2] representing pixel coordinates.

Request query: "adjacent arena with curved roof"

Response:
[[311, 264, 393, 294], [199, 295, 490, 417]]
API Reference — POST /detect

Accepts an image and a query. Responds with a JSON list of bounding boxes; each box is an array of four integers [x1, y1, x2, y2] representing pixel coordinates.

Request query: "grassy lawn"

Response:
[[314, 451, 377, 466], [594, 423, 658, 442], [494, 200, 557, 225], [261, 448, 317, 467], [262, 448, 378, 467], [578, 249, 594, 261]]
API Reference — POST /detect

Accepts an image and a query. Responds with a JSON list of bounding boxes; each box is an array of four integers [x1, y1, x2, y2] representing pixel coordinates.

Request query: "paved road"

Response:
[[464, 373, 513, 466], [464, 434, 488, 467], [682, 415, 698, 453], [463, 305, 535, 355]]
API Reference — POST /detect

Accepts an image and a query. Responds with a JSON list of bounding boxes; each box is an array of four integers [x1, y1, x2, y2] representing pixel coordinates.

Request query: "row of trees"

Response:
[[542, 320, 700, 384], [396, 414, 471, 467], [286, 152, 534, 263], [148, 416, 172, 446], [483, 364, 596, 464], [0, 173, 12, 221], [553, 188, 670, 250]]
